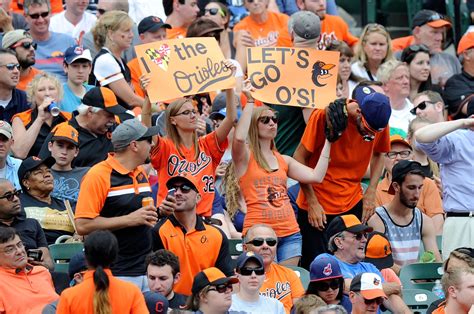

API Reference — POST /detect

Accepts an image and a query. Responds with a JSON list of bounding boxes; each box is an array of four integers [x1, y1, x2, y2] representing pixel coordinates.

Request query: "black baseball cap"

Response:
[[326, 214, 373, 240], [18, 156, 56, 184], [191, 267, 238, 294], [412, 10, 451, 29], [388, 160, 425, 194], [138, 16, 171, 34]]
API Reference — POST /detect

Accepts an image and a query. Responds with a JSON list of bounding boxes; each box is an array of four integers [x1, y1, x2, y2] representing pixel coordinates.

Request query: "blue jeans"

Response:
[[276, 231, 302, 262], [116, 275, 149, 292]]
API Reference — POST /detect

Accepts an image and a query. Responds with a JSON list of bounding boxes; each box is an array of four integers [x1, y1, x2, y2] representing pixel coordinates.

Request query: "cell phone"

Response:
[[167, 188, 176, 198], [27, 249, 43, 262]]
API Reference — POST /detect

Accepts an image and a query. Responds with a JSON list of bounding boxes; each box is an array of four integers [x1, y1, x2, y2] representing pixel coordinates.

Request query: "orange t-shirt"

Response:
[[296, 109, 390, 214], [259, 263, 305, 314], [11, 0, 63, 14], [376, 175, 444, 217], [233, 11, 292, 47], [239, 151, 299, 237], [127, 58, 145, 98], [56, 269, 148, 314], [150, 131, 227, 217], [380, 268, 401, 285], [391, 35, 415, 52], [319, 14, 359, 48], [431, 301, 446, 314], [167, 27, 187, 39], [0, 265, 58, 314], [17, 67, 42, 91]]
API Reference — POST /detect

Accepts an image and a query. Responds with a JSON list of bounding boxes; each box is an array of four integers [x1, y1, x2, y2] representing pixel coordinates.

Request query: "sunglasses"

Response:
[[28, 11, 49, 19], [0, 189, 20, 201], [12, 41, 37, 50], [170, 183, 194, 194], [208, 283, 233, 293], [246, 237, 277, 247], [359, 116, 376, 142], [204, 8, 226, 17], [359, 294, 384, 306], [258, 115, 278, 124], [386, 150, 411, 159], [407, 44, 430, 53], [239, 267, 265, 276], [315, 279, 340, 291], [350, 232, 368, 241], [0, 63, 20, 71], [410, 101, 433, 114], [97, 8, 107, 15]]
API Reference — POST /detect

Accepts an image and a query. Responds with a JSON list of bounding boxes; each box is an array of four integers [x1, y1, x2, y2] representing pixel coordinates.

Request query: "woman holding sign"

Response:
[[141, 62, 238, 218], [232, 81, 331, 266]]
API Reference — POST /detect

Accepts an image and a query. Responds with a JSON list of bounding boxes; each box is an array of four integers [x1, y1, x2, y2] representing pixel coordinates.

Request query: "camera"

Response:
[[27, 249, 43, 262]]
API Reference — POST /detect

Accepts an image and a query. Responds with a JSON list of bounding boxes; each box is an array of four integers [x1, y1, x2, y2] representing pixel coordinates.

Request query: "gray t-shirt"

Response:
[[51, 167, 90, 209], [230, 294, 285, 314]]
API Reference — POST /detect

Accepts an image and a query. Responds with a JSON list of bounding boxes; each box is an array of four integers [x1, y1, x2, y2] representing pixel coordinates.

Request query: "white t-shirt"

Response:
[[351, 61, 377, 81], [389, 98, 415, 136], [49, 11, 97, 42], [93, 49, 125, 86], [230, 294, 285, 314]]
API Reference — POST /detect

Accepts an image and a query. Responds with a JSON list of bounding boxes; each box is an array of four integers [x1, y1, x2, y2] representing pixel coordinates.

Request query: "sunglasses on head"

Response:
[[246, 237, 277, 247], [204, 8, 226, 17], [407, 44, 430, 53], [208, 283, 233, 293], [0, 189, 20, 201], [170, 183, 194, 194], [0, 63, 20, 71], [28, 11, 49, 19], [239, 267, 265, 276], [12, 41, 37, 50], [315, 278, 340, 291], [258, 115, 278, 124]]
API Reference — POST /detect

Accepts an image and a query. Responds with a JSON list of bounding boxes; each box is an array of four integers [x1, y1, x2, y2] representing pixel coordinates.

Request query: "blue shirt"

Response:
[[318, 253, 384, 281], [416, 129, 474, 212], [60, 83, 94, 113], [1, 155, 22, 190]]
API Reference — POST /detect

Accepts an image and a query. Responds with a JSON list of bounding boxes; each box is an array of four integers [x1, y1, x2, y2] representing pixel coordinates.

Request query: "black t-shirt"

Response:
[[168, 292, 188, 309], [0, 212, 48, 250], [19, 192, 74, 245], [443, 70, 474, 119]]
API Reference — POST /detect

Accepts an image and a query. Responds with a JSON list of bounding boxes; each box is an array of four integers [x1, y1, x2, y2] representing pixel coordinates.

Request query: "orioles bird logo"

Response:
[[311, 61, 335, 87], [323, 263, 333, 276], [373, 278, 380, 286]]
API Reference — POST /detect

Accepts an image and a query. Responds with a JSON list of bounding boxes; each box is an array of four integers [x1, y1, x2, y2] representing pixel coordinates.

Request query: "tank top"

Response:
[[375, 206, 423, 266], [239, 151, 299, 237]]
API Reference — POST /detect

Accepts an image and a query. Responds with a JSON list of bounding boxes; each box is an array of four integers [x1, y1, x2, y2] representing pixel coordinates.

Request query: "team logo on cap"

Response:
[[311, 61, 335, 87], [362, 87, 372, 94], [152, 16, 162, 23], [146, 44, 171, 71], [247, 251, 255, 257], [74, 46, 84, 55], [32, 156, 41, 161], [323, 263, 333, 276], [373, 277, 380, 286]]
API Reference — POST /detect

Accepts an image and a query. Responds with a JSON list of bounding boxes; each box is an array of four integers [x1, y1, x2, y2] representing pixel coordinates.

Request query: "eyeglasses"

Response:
[[315, 279, 340, 291], [239, 267, 265, 276], [258, 115, 278, 124], [204, 8, 226, 17], [356, 293, 384, 305], [97, 8, 107, 15], [0, 63, 20, 71], [208, 283, 233, 293], [170, 183, 194, 194], [28, 11, 49, 19], [386, 150, 411, 159], [12, 41, 37, 50], [0, 189, 20, 201], [359, 115, 376, 142], [246, 237, 277, 247], [1, 241, 24, 255], [349, 232, 368, 241], [174, 109, 198, 117], [410, 101, 433, 115]]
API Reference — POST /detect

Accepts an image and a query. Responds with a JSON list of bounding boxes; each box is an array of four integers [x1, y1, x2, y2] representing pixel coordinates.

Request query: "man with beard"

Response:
[[1, 29, 42, 91], [368, 160, 441, 271]]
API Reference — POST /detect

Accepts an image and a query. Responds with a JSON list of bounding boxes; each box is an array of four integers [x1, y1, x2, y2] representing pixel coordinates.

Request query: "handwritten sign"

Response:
[[136, 38, 236, 102], [247, 47, 340, 108]]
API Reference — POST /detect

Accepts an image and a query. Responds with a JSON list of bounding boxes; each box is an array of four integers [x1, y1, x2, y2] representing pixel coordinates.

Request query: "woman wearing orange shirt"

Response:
[[56, 230, 148, 314], [232, 81, 331, 266]]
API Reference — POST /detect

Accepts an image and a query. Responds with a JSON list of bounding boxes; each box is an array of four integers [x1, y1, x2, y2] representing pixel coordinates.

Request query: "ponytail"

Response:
[[92, 266, 112, 314]]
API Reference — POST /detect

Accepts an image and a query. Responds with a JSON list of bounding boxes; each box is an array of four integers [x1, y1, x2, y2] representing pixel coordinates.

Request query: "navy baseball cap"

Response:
[[235, 252, 264, 271], [68, 252, 87, 278], [138, 16, 171, 34], [353, 85, 391, 131], [64, 45, 92, 64], [310, 255, 343, 282], [143, 291, 169, 314]]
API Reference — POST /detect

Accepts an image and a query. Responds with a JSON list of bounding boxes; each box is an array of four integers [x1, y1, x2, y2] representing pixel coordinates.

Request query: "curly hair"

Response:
[[26, 72, 63, 107]]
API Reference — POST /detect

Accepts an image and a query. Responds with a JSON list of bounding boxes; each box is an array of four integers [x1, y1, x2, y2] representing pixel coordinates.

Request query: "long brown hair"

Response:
[[248, 106, 276, 172], [165, 98, 200, 160], [223, 162, 240, 219]]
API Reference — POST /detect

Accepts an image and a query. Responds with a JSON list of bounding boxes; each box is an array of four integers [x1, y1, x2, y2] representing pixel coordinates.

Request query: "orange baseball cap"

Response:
[[326, 214, 373, 239], [51, 122, 79, 146], [191, 267, 238, 294], [364, 232, 394, 269], [350, 272, 387, 300], [457, 32, 474, 55], [390, 134, 411, 150]]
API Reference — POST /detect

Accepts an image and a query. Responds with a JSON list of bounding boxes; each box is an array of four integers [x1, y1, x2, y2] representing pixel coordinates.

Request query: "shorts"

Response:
[[276, 231, 302, 262], [116, 275, 149, 292]]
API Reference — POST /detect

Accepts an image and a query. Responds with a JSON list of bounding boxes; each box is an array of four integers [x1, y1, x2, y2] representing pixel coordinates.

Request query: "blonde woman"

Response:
[[12, 73, 70, 158], [232, 81, 331, 266], [90, 10, 143, 109], [351, 23, 393, 81]]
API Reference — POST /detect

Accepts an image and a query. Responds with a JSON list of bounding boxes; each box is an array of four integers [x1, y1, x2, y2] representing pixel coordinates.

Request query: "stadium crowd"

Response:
[[0, 0, 473, 313]]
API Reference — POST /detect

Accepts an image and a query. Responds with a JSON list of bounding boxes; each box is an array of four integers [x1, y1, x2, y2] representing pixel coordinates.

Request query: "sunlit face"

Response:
[[33, 78, 59, 107], [257, 109, 278, 140], [412, 95, 443, 123], [236, 260, 265, 293], [415, 25, 444, 53], [335, 231, 368, 263], [167, 178, 200, 212], [89, 109, 115, 135], [339, 54, 351, 82], [0, 54, 20, 88], [383, 142, 412, 174], [0, 235, 28, 269], [12, 39, 36, 69], [65, 0, 88, 16], [170, 101, 198, 131], [63, 61, 92, 85], [316, 279, 340, 304], [0, 181, 21, 219], [25, 3, 51, 35], [244, 226, 277, 267], [297, 0, 326, 19], [349, 291, 382, 314], [409, 52, 430, 83], [385, 65, 410, 99], [395, 174, 424, 209], [109, 23, 134, 51], [204, 3, 227, 28], [177, 0, 199, 24], [449, 273, 474, 311], [22, 164, 54, 194], [363, 32, 388, 63], [244, 0, 268, 16], [48, 140, 78, 167]]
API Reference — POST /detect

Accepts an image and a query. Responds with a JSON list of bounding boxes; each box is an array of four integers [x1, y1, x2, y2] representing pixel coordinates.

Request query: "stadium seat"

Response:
[[402, 289, 439, 314], [399, 262, 444, 290], [229, 239, 243, 258], [286, 265, 310, 290], [49, 242, 84, 273]]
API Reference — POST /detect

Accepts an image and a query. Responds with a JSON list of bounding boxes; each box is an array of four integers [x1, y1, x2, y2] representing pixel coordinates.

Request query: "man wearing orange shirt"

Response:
[[296, 0, 358, 49], [244, 224, 305, 313], [163, 0, 199, 39], [1, 29, 42, 91], [432, 268, 474, 314], [293, 86, 391, 269], [0, 227, 58, 313]]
